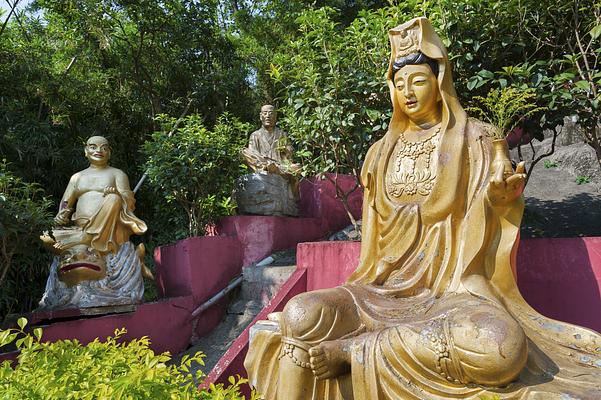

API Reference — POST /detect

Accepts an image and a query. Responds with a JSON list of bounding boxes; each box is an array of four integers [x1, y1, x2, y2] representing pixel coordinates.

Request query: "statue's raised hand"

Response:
[[487, 162, 526, 207]]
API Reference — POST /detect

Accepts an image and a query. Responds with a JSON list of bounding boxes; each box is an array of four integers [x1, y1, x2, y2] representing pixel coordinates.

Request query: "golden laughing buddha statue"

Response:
[[39, 136, 149, 309], [244, 17, 601, 400]]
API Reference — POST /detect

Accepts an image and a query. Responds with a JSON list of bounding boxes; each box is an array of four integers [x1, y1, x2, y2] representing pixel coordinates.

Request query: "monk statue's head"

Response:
[[85, 136, 111, 166], [259, 104, 277, 130]]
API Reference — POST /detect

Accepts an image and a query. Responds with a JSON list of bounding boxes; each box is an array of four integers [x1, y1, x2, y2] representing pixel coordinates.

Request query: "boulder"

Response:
[[234, 173, 298, 216]]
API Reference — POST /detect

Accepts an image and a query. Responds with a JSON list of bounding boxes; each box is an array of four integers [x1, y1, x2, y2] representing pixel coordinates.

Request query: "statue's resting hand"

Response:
[[487, 162, 526, 207], [103, 186, 119, 196], [54, 207, 73, 225]]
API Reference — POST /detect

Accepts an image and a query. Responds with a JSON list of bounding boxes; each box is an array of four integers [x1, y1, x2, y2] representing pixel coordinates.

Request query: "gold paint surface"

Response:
[[40, 136, 147, 286], [245, 17, 601, 400]]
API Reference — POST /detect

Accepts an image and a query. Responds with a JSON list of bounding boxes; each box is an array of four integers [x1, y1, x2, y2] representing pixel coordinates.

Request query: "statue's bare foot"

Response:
[[309, 340, 351, 380]]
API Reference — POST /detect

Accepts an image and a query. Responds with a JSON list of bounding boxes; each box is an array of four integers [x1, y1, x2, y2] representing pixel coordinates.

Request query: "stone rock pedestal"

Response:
[[38, 241, 144, 310], [234, 173, 298, 216]]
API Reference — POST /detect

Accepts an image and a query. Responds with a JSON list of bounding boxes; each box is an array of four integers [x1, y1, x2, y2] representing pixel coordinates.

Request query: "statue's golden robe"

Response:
[[74, 191, 147, 254], [245, 17, 601, 400]]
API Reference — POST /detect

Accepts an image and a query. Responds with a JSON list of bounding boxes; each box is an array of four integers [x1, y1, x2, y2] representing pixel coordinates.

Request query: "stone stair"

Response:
[[174, 249, 296, 377]]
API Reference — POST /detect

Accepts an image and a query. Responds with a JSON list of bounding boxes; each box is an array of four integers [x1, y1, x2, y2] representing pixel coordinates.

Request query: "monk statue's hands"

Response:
[[54, 207, 73, 225], [487, 162, 526, 207], [103, 186, 118, 196]]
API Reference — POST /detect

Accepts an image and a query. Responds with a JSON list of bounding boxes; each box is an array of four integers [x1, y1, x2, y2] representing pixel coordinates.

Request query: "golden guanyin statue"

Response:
[[244, 18, 601, 399], [39, 136, 149, 309]]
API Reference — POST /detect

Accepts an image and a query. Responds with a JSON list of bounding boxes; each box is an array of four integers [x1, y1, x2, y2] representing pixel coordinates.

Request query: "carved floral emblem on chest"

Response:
[[387, 127, 440, 197]]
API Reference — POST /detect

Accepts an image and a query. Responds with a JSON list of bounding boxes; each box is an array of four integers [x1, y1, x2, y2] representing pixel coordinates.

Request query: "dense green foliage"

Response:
[[260, 0, 600, 216], [0, 319, 257, 399], [142, 113, 249, 238], [0, 162, 53, 316], [0, 0, 599, 316]]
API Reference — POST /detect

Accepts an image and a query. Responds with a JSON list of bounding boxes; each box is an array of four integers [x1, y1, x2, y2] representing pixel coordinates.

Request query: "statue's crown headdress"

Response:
[[390, 24, 420, 61]]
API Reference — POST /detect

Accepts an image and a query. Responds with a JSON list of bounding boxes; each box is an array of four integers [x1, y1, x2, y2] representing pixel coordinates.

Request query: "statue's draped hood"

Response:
[[385, 17, 464, 136]]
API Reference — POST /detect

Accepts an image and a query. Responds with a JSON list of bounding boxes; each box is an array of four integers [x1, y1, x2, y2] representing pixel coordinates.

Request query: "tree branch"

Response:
[[0, 0, 20, 38]]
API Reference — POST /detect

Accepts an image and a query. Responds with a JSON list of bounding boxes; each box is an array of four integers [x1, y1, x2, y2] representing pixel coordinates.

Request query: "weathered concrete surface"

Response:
[[234, 173, 298, 216], [175, 249, 297, 381]]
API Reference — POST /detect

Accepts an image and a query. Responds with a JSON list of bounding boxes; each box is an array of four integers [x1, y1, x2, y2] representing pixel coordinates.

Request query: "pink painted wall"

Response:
[[217, 216, 325, 267], [517, 237, 601, 333], [155, 236, 242, 303], [2, 236, 244, 361], [295, 238, 601, 332], [40, 296, 194, 354], [298, 173, 363, 231], [297, 241, 361, 291], [215, 174, 364, 268], [206, 237, 601, 386]]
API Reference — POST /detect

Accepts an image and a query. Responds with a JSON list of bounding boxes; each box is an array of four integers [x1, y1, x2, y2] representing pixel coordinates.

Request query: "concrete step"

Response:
[[241, 263, 296, 304], [179, 298, 263, 378], [175, 248, 297, 379], [227, 298, 263, 316]]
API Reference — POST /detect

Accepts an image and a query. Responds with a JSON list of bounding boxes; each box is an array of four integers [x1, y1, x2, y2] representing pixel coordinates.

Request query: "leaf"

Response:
[[0, 330, 11, 347], [477, 69, 494, 79], [590, 24, 601, 40], [33, 328, 43, 341], [574, 80, 591, 91], [467, 77, 479, 91], [531, 73, 543, 87], [17, 317, 27, 330]]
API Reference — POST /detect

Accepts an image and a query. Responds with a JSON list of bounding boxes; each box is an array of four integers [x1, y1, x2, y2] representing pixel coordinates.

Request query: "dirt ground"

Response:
[[519, 140, 601, 238]]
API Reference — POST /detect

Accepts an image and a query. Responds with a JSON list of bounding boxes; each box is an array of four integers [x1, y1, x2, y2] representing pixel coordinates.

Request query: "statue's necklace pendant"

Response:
[[387, 126, 440, 197]]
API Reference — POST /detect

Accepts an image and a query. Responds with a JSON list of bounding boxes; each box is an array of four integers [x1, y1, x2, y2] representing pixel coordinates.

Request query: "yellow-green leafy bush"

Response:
[[467, 87, 546, 140], [0, 318, 257, 400]]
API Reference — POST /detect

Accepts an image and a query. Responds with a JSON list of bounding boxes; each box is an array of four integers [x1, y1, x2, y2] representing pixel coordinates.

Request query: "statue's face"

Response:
[[85, 136, 111, 166], [394, 64, 440, 122], [260, 105, 276, 128]]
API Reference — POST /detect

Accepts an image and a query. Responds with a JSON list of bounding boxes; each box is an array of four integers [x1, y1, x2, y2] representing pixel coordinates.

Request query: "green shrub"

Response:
[[272, 7, 396, 227], [0, 161, 53, 318], [0, 318, 258, 399], [576, 175, 591, 185], [543, 159, 558, 168], [142, 113, 250, 238]]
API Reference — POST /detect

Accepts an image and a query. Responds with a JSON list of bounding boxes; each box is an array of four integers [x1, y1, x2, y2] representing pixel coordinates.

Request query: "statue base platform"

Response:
[[38, 241, 144, 310], [234, 173, 298, 217]]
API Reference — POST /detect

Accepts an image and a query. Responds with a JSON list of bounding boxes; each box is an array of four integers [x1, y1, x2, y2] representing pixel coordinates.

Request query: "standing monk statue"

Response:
[[236, 105, 301, 216], [244, 17, 601, 399], [40, 136, 150, 309]]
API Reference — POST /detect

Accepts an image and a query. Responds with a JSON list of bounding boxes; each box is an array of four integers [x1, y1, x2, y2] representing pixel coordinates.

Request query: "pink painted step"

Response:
[[206, 237, 601, 387]]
